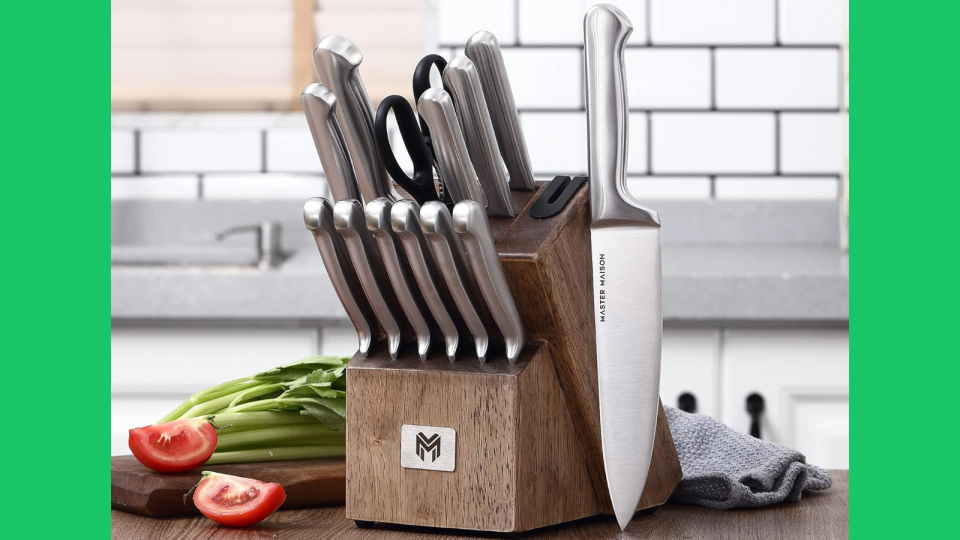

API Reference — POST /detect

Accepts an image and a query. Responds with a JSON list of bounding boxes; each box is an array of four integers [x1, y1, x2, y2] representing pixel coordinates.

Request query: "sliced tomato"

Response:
[[128, 417, 217, 473], [193, 472, 286, 527]]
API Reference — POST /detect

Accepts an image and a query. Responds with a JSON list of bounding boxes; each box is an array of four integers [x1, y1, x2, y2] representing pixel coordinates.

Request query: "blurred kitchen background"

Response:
[[111, 0, 849, 467]]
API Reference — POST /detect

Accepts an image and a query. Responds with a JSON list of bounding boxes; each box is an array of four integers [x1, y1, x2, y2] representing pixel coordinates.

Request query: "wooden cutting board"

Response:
[[111, 456, 346, 517]]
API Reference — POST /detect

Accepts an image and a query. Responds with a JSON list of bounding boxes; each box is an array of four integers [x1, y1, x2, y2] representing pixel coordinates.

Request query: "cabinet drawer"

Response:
[[721, 329, 849, 468], [661, 328, 721, 418]]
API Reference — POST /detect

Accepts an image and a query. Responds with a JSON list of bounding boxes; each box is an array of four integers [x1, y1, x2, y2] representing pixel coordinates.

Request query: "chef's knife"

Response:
[[584, 4, 662, 530], [442, 57, 515, 218], [452, 200, 526, 363], [420, 201, 494, 362], [365, 198, 436, 361], [314, 35, 399, 203], [303, 197, 379, 358], [334, 199, 408, 359], [391, 200, 465, 362], [416, 88, 486, 205], [464, 31, 537, 191], [300, 84, 362, 202]]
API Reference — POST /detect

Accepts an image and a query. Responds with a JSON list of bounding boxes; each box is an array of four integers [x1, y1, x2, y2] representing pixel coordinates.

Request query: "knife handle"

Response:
[[301, 85, 362, 203], [465, 31, 537, 191], [417, 88, 487, 205], [314, 35, 399, 204], [443, 56, 516, 218], [303, 197, 379, 357], [453, 200, 526, 364], [583, 5, 659, 227]]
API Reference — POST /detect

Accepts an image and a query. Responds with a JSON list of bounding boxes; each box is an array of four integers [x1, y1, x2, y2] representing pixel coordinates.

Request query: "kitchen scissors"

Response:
[[374, 54, 448, 205]]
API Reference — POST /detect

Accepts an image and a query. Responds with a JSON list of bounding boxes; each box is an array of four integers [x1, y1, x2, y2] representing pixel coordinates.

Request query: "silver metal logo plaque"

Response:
[[400, 424, 456, 472]]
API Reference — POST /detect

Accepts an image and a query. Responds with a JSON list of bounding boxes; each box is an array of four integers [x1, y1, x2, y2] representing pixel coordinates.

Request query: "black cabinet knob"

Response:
[[746, 393, 765, 439], [677, 392, 697, 413]]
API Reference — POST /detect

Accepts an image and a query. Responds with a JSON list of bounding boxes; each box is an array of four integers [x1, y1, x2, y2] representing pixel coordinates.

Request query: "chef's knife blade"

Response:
[[585, 4, 662, 530], [334, 199, 408, 359], [365, 198, 436, 361], [420, 201, 494, 362], [442, 57, 515, 218], [416, 88, 486, 205], [301, 84, 362, 202], [452, 200, 526, 363], [464, 31, 537, 191], [391, 200, 465, 362], [303, 197, 379, 358], [314, 35, 399, 203]]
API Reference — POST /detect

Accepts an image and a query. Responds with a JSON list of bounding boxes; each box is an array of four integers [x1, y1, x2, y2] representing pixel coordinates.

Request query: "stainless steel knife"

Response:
[[314, 35, 399, 203], [334, 199, 408, 359], [365, 198, 435, 362], [442, 57, 515, 217], [452, 200, 526, 363], [584, 4, 662, 530], [391, 200, 465, 362], [464, 31, 537, 191], [419, 201, 494, 362], [300, 84, 362, 202], [416, 88, 486, 205], [303, 197, 379, 358]]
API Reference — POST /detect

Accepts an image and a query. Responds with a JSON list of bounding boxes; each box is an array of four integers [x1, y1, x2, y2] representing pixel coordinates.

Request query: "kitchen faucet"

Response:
[[216, 221, 284, 270]]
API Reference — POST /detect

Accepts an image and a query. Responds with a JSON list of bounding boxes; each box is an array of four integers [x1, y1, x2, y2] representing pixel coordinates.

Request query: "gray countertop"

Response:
[[111, 246, 848, 323]]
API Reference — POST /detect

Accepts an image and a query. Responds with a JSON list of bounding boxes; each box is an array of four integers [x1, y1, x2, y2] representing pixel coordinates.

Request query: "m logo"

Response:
[[415, 432, 441, 462], [401, 424, 456, 472]]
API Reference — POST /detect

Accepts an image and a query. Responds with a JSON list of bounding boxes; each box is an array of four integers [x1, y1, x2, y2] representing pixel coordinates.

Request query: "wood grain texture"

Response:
[[111, 471, 849, 540], [346, 343, 599, 532], [111, 456, 345, 517]]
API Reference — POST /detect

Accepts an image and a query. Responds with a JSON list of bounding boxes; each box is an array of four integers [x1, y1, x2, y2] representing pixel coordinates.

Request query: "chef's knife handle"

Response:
[[746, 393, 765, 439], [584, 4, 659, 227]]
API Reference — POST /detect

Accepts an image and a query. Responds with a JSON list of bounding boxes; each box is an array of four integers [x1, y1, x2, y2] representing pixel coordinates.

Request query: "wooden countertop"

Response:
[[111, 470, 848, 539]]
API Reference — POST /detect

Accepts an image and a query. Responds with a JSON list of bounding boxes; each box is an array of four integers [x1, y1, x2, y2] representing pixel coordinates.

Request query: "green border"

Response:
[[5, 1, 107, 537], [855, 0, 956, 537]]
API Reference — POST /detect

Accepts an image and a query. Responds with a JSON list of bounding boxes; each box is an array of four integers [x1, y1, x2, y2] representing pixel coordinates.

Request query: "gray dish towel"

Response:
[[664, 405, 833, 509]]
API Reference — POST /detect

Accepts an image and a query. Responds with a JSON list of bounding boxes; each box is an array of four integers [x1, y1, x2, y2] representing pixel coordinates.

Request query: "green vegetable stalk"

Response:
[[159, 355, 350, 464]]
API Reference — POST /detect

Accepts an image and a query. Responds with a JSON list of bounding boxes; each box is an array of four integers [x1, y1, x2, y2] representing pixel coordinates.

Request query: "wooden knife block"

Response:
[[345, 185, 681, 533]]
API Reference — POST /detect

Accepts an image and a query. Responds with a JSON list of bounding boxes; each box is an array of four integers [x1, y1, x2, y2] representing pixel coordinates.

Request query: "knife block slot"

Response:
[[345, 185, 681, 533]]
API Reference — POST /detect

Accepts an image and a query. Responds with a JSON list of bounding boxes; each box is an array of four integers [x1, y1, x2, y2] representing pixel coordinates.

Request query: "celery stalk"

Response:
[[205, 445, 346, 465]]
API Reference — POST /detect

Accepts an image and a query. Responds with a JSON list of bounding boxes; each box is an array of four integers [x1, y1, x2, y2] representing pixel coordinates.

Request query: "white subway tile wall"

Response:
[[110, 0, 848, 201]]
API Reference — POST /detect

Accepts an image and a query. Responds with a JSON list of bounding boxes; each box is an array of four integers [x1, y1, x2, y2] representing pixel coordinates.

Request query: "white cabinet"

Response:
[[660, 328, 721, 418], [721, 329, 849, 468]]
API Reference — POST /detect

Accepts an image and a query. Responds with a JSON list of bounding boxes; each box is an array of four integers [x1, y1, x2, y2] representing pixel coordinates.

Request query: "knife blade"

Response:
[[419, 201, 495, 362], [584, 4, 662, 530], [442, 57, 515, 218], [416, 88, 486, 205], [391, 200, 465, 362], [365, 198, 436, 362], [464, 31, 537, 191], [333, 199, 408, 359], [452, 200, 526, 363], [314, 35, 399, 203], [300, 84, 362, 202], [303, 197, 379, 358]]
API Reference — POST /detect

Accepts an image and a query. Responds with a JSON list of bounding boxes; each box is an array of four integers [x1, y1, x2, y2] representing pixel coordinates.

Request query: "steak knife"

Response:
[[365, 198, 436, 361], [303, 197, 379, 358], [334, 199, 408, 359], [300, 84, 362, 202], [420, 201, 494, 362], [442, 57, 515, 217], [391, 200, 465, 362], [416, 88, 486, 205], [584, 4, 662, 530], [465, 31, 537, 191], [453, 200, 526, 363], [314, 35, 399, 203]]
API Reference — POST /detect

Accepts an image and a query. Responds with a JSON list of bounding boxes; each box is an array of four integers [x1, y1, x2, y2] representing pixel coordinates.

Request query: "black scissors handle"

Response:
[[375, 95, 438, 205], [412, 54, 448, 139]]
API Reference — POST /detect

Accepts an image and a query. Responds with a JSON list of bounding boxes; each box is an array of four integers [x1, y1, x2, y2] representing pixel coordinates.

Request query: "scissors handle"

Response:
[[413, 54, 448, 136], [375, 95, 438, 205]]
